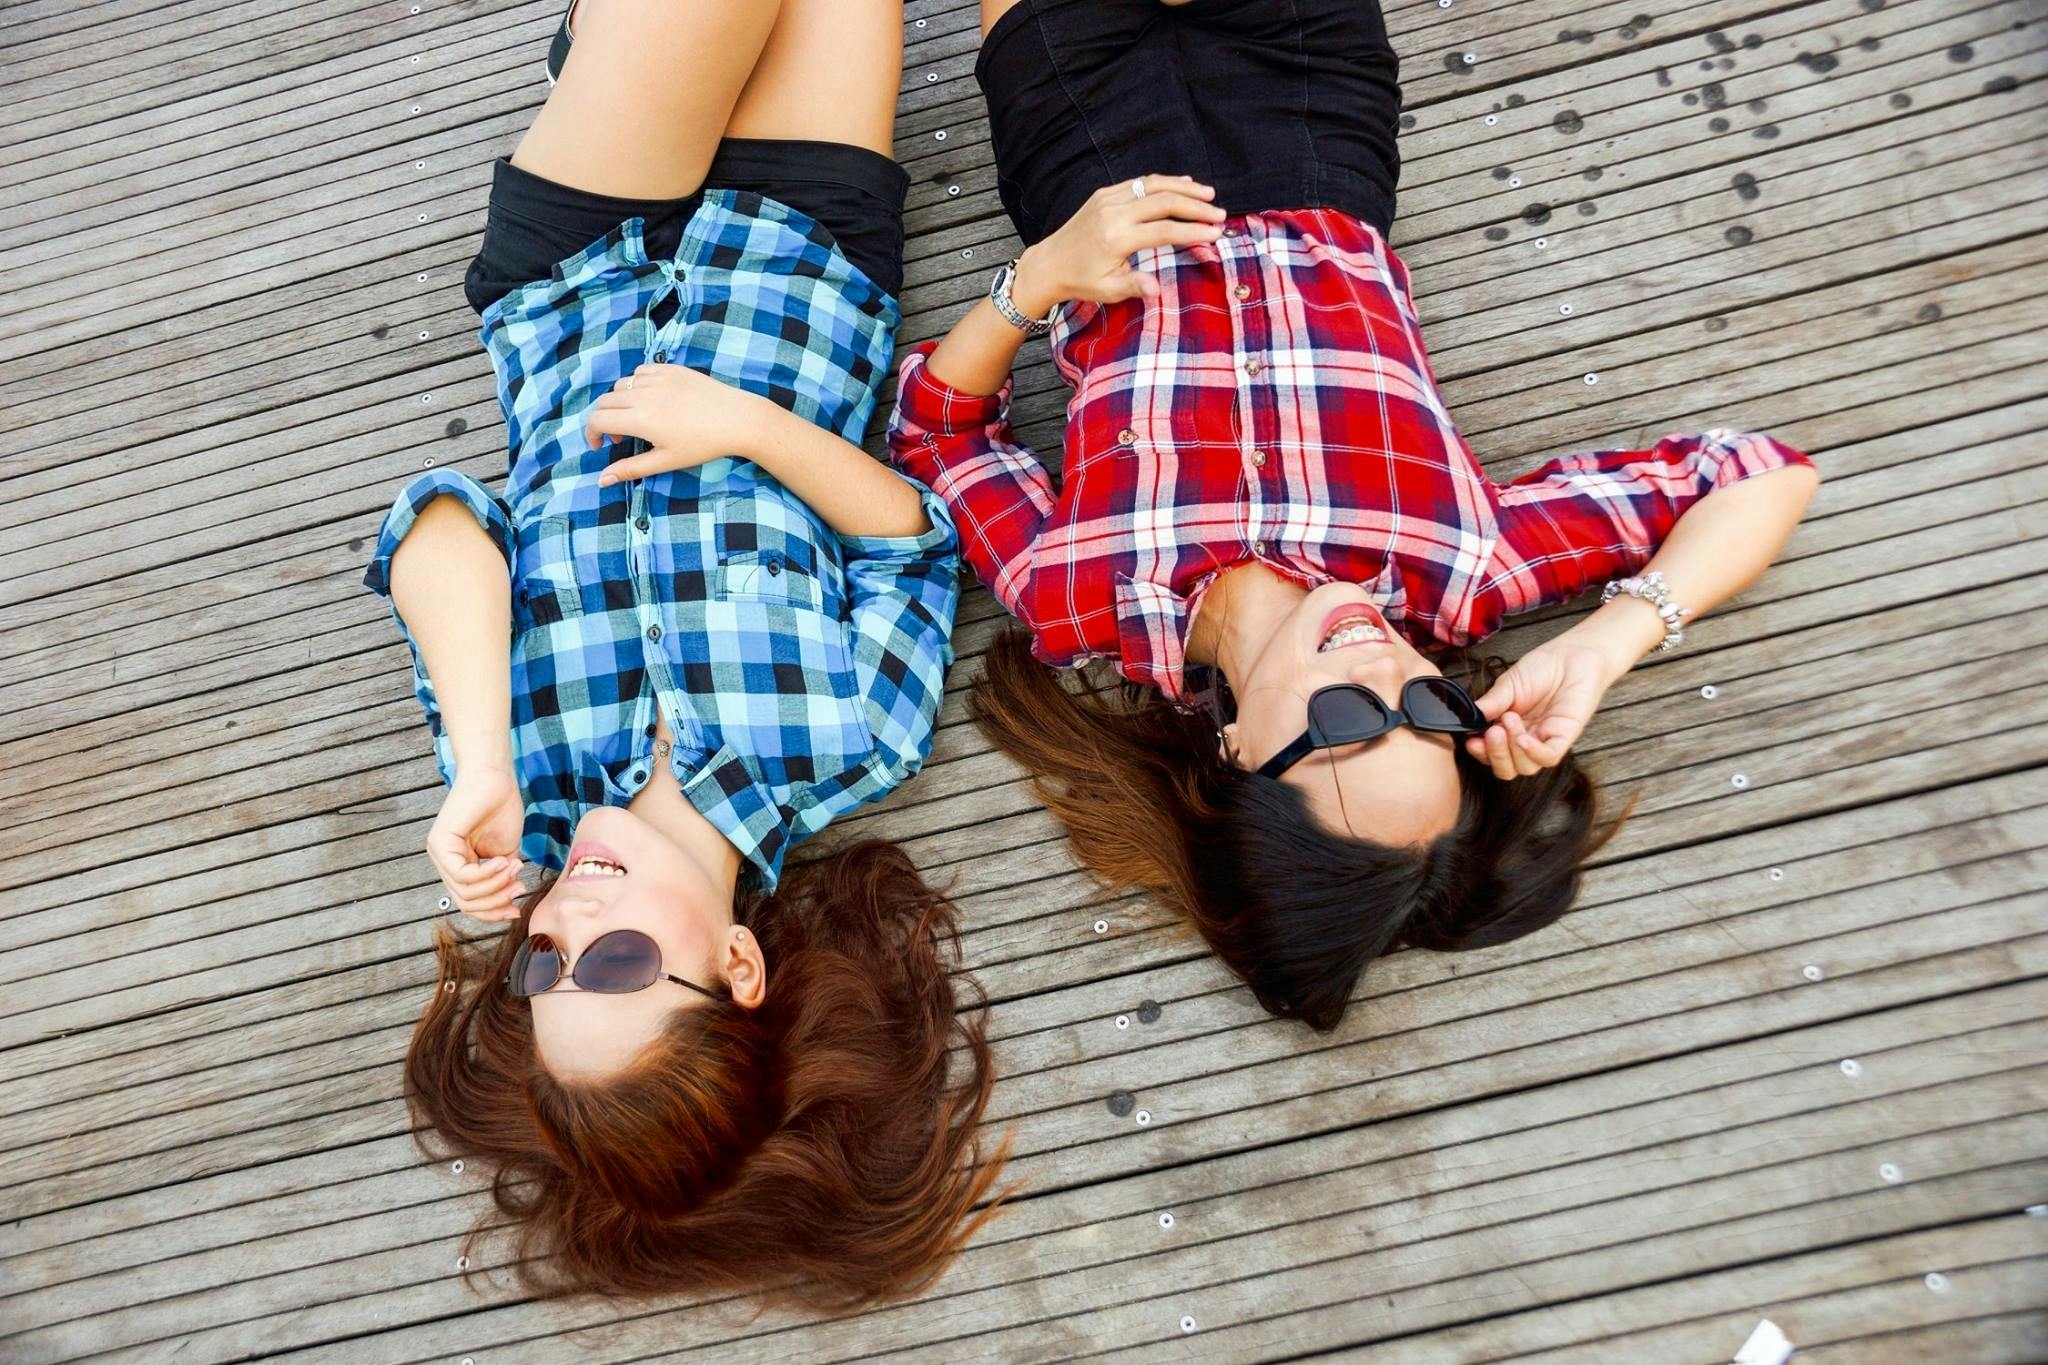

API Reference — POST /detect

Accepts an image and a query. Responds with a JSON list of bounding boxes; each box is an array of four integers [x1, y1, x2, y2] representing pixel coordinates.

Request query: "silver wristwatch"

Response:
[[989, 259, 1055, 336]]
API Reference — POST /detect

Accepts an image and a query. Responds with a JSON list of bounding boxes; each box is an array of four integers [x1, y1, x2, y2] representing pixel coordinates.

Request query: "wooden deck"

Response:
[[3, 0, 2045, 1357]]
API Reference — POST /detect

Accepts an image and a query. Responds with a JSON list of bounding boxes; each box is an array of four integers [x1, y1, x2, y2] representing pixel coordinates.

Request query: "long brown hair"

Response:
[[404, 839, 1008, 1309], [971, 631, 1621, 1030]]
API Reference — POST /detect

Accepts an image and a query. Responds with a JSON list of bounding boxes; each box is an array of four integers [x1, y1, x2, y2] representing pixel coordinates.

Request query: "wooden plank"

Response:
[[167, 1030, 2048, 1360], [2, 0, 2043, 1353], [27, 987, 2043, 1358], [1333, 1218, 2048, 1362]]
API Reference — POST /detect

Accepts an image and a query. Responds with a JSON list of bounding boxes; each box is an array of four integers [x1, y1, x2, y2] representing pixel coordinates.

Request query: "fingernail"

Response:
[[598, 474, 615, 486]]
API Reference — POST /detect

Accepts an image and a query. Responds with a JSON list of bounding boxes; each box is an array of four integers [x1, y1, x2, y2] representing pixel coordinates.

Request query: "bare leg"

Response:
[[981, 0, 1024, 40], [511, 0, 786, 200], [725, 0, 904, 156]]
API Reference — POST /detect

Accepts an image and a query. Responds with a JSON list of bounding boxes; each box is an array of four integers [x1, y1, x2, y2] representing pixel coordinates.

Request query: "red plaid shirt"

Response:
[[888, 208, 1812, 701]]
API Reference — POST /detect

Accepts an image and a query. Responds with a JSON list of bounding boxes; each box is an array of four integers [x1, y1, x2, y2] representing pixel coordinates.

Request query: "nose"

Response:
[[555, 893, 606, 919], [1347, 657, 1407, 690]]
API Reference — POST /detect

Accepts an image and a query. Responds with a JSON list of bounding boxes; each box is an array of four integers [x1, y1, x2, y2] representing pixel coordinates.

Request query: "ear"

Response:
[[718, 926, 769, 1010]]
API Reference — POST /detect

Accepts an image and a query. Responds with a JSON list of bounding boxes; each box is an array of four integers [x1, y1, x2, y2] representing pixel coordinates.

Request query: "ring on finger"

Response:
[[622, 376, 635, 390], [1129, 178, 1148, 200]]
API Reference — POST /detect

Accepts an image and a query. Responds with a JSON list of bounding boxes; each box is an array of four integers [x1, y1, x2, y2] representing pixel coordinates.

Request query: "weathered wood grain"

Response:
[[4, 0, 2043, 1357]]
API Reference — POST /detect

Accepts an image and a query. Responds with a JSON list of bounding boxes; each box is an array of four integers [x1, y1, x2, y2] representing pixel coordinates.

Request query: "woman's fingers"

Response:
[[446, 854, 514, 890], [597, 448, 674, 486], [1121, 219, 1229, 255], [1474, 679, 1517, 722], [1501, 712, 1545, 776], [1103, 267, 1161, 302], [1482, 724, 1520, 781], [461, 861, 524, 898], [1128, 191, 1228, 225], [584, 400, 648, 450]]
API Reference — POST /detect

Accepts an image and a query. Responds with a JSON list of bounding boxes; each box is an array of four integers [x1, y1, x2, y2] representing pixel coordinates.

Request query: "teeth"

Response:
[[569, 858, 626, 878], [1319, 618, 1388, 652]]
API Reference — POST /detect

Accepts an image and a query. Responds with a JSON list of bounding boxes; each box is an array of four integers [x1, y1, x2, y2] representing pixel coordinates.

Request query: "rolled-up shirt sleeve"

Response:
[[885, 342, 1055, 618], [1473, 428, 1814, 627], [361, 470, 518, 783], [362, 469, 516, 597], [839, 483, 962, 784]]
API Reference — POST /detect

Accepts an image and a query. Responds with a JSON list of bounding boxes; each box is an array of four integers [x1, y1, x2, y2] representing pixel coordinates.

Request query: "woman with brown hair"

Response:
[[362, 0, 1003, 1305], [887, 0, 1820, 1030]]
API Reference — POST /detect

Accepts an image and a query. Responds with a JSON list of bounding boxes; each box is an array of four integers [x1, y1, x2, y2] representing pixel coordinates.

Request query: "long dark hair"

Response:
[[971, 631, 1622, 1030], [404, 839, 1009, 1309]]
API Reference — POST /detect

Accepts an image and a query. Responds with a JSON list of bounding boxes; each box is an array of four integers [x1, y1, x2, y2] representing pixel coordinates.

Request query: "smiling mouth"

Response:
[[1318, 615, 1390, 652]]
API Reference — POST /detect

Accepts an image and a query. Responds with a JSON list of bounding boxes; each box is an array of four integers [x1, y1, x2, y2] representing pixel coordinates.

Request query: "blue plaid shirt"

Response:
[[364, 191, 959, 888]]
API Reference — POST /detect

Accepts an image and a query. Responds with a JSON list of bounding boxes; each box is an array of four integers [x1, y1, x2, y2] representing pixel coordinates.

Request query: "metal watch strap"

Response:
[[989, 260, 1053, 336]]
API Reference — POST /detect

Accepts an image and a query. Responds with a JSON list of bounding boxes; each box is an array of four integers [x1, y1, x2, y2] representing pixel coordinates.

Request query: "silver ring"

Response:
[[1129, 178, 1148, 200], [622, 376, 634, 390]]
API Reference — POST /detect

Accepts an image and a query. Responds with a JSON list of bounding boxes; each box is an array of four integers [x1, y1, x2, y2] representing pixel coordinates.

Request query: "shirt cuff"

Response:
[[362, 470, 516, 597], [1699, 428, 1816, 484], [893, 342, 1010, 440], [838, 481, 960, 563]]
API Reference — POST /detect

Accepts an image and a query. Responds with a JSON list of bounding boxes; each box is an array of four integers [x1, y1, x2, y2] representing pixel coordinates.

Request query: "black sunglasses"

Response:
[[1256, 677, 1487, 779], [506, 929, 720, 1001]]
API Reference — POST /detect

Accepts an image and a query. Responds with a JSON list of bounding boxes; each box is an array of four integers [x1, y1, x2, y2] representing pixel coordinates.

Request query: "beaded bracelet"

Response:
[[1600, 571, 1688, 652]]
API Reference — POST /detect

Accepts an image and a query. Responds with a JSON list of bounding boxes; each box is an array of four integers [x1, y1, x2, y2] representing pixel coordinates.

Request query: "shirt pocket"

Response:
[[513, 516, 586, 631], [709, 490, 848, 611]]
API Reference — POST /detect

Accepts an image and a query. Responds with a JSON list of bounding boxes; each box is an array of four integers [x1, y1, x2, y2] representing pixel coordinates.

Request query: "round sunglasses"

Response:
[[506, 929, 720, 1001], [1256, 677, 1488, 779]]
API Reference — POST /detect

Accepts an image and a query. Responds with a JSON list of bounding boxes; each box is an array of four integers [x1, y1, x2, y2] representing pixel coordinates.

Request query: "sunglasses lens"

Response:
[[575, 929, 662, 994], [1406, 677, 1485, 732], [510, 933, 563, 997], [1311, 687, 1394, 743]]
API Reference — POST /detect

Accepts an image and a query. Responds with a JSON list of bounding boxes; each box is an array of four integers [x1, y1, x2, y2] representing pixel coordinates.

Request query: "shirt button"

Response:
[[1222, 226, 1239, 238], [1243, 358, 1263, 377], [766, 559, 782, 576], [650, 351, 666, 364], [1251, 449, 1268, 467], [1253, 539, 1268, 556], [1232, 284, 1252, 302], [646, 625, 661, 642], [645, 724, 657, 737], [631, 769, 645, 783], [1117, 427, 1136, 446], [634, 515, 650, 532]]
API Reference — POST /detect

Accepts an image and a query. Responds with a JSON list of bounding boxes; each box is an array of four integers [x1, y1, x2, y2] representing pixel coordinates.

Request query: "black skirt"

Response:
[[977, 0, 1403, 246]]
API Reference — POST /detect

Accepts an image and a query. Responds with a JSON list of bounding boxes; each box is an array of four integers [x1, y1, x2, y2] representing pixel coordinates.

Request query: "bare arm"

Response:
[[1571, 462, 1823, 670], [388, 494, 526, 917], [587, 366, 930, 540], [389, 495, 516, 771], [1471, 463, 1822, 778]]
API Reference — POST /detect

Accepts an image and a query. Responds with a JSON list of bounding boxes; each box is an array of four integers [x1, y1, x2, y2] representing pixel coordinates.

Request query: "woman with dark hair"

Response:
[[888, 0, 1820, 1031], [361, 0, 1003, 1305]]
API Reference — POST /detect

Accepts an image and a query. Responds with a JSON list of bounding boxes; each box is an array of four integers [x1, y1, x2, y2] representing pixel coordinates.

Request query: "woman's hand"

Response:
[[1010, 174, 1228, 314], [1465, 641, 1616, 780], [427, 763, 527, 922], [585, 363, 769, 485]]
